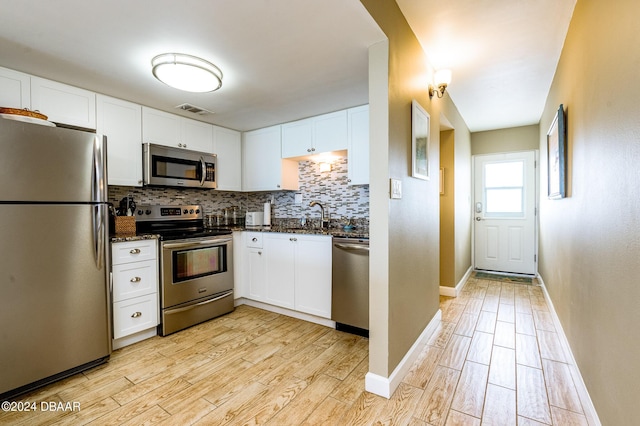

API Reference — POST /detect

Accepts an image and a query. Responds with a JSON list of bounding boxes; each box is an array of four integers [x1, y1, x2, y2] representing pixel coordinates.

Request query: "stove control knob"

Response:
[[145, 209, 152, 215], [195, 208, 200, 214], [137, 209, 143, 215], [183, 209, 188, 215], [189, 209, 194, 214]]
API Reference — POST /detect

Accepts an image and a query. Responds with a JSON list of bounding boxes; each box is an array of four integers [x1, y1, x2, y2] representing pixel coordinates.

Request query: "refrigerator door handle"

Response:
[[92, 135, 107, 203], [93, 204, 104, 269]]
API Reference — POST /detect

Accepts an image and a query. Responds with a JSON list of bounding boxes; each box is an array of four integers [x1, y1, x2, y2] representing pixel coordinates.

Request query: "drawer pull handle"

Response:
[[129, 248, 141, 254], [131, 311, 142, 318], [130, 276, 142, 283], [252, 237, 258, 242]]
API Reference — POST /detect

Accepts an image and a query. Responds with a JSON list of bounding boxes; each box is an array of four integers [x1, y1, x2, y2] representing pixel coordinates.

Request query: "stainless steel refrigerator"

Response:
[[0, 118, 111, 400]]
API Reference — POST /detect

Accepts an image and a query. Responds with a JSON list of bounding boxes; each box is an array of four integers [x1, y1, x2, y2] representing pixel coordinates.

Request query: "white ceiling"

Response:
[[0, 0, 575, 133], [397, 0, 577, 132]]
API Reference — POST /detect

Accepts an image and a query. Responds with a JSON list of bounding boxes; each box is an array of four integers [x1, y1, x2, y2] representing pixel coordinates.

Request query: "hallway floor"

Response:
[[416, 275, 593, 425], [0, 276, 594, 425]]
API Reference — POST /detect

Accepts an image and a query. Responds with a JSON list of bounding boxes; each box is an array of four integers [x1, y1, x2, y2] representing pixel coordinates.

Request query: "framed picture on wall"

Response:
[[411, 99, 430, 180], [547, 104, 567, 199]]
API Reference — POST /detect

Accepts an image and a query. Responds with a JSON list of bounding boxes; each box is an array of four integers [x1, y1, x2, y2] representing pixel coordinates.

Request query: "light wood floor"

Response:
[[1, 276, 592, 425]]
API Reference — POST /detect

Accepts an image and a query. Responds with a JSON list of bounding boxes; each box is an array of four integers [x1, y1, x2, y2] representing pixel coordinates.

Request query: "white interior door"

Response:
[[473, 151, 537, 275]]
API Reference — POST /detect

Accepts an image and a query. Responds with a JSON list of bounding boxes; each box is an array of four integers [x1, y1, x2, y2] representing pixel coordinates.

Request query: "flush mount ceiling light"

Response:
[[151, 53, 223, 93], [428, 69, 452, 99]]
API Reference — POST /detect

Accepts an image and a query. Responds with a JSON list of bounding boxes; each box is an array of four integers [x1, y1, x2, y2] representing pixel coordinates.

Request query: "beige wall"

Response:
[[362, 0, 470, 377], [471, 124, 539, 155], [440, 113, 472, 289], [539, 0, 640, 424], [440, 130, 456, 287]]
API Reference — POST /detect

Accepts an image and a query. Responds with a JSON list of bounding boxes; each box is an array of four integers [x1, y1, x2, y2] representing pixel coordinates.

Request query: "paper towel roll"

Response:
[[263, 202, 271, 226]]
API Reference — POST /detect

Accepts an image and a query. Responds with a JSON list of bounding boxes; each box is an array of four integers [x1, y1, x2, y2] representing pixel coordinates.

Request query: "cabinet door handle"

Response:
[[289, 237, 298, 242], [129, 248, 141, 254], [258, 251, 262, 255], [252, 237, 258, 242], [130, 276, 142, 283], [131, 311, 142, 318]]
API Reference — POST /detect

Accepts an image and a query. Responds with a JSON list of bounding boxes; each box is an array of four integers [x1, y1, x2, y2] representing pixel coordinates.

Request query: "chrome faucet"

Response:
[[309, 201, 329, 228]]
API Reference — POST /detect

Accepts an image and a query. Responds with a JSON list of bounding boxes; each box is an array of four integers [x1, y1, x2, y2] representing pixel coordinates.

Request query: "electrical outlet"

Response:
[[390, 178, 402, 199]]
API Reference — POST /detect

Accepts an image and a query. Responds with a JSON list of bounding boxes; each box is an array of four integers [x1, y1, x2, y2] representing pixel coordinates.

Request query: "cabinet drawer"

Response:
[[112, 259, 158, 302], [245, 232, 263, 248], [113, 293, 159, 339], [112, 240, 157, 265]]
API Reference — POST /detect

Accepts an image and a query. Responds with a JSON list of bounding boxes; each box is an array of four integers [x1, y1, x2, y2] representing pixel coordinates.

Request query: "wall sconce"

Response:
[[319, 162, 331, 172], [429, 69, 452, 99]]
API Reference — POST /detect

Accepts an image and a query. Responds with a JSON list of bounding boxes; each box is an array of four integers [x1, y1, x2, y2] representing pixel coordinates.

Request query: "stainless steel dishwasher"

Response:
[[332, 237, 369, 337]]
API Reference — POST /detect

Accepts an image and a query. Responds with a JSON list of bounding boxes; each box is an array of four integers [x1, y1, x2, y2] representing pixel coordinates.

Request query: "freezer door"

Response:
[[0, 119, 107, 203], [0, 204, 111, 395]]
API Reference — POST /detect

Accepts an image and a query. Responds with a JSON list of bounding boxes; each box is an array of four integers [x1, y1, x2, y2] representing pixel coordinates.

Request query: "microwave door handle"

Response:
[[199, 156, 206, 187]]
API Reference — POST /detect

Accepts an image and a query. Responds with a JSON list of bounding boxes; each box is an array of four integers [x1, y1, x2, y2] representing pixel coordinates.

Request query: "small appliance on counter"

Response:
[[245, 211, 264, 227]]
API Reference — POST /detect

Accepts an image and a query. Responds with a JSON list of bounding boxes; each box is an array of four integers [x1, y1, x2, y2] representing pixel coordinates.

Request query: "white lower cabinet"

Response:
[[260, 233, 332, 319], [113, 293, 158, 340], [111, 239, 159, 348], [264, 234, 296, 309], [293, 235, 332, 318]]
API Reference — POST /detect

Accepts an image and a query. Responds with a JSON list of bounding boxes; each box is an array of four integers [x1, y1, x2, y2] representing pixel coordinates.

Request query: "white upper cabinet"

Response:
[[313, 110, 348, 153], [182, 117, 214, 152], [142, 107, 213, 153], [281, 110, 347, 158], [97, 95, 143, 187], [0, 66, 30, 109], [213, 126, 242, 191], [31, 77, 96, 129], [347, 105, 370, 185], [242, 125, 298, 191]]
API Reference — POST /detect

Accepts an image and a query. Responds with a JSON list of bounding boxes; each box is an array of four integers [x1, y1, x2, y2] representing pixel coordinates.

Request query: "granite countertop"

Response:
[[110, 227, 369, 243], [110, 233, 160, 243], [236, 226, 369, 239]]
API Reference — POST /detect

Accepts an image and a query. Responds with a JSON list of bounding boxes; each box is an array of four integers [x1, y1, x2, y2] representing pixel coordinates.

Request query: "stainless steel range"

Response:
[[136, 205, 234, 335]]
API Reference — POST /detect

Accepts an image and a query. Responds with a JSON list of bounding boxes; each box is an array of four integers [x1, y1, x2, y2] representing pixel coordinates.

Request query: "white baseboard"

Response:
[[365, 309, 442, 399], [440, 266, 473, 297], [112, 327, 157, 350], [536, 274, 601, 426], [234, 297, 336, 329]]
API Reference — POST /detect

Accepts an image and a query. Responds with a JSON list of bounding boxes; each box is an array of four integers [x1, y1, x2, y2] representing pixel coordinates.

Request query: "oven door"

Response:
[[161, 236, 233, 308]]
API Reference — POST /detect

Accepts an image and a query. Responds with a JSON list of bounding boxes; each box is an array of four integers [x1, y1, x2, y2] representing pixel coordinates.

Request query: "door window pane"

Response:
[[484, 160, 524, 217], [485, 161, 523, 187], [486, 188, 523, 213]]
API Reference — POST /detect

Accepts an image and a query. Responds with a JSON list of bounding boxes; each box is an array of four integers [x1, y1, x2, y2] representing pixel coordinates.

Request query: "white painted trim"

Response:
[[440, 266, 473, 297], [112, 327, 157, 350], [537, 274, 602, 426], [234, 297, 336, 328], [365, 309, 442, 399]]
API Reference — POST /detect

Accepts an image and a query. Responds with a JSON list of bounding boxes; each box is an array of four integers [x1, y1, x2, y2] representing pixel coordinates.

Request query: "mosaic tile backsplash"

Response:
[[109, 156, 369, 227]]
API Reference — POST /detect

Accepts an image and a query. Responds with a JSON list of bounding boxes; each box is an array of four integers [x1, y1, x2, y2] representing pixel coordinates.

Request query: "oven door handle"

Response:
[[164, 290, 233, 315], [162, 237, 232, 249]]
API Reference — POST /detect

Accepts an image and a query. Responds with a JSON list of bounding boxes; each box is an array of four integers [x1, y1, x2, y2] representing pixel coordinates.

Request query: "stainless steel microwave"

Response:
[[143, 143, 217, 189]]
